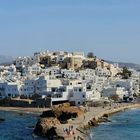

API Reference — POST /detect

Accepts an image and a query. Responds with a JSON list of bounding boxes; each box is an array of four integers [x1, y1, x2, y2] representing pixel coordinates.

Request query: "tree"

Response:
[[116, 67, 132, 79], [122, 67, 132, 79], [87, 52, 94, 58], [81, 60, 97, 69]]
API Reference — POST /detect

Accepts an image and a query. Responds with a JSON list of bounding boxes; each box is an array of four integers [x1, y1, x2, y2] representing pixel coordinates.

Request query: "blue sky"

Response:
[[0, 0, 140, 63]]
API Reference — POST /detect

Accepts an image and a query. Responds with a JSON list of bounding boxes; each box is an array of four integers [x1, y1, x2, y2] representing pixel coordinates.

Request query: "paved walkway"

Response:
[[1, 103, 138, 140], [56, 103, 138, 140]]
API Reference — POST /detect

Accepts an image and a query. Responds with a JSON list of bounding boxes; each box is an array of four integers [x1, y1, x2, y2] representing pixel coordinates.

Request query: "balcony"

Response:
[[51, 92, 63, 98]]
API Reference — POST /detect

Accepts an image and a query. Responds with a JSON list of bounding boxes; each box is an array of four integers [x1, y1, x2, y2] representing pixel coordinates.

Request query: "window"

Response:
[[74, 89, 77, 92], [78, 101, 80, 105], [79, 88, 82, 92], [52, 88, 56, 92], [8, 94, 11, 97], [83, 95, 85, 98]]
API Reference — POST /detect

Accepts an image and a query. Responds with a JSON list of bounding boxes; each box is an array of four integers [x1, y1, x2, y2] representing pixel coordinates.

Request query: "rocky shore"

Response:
[[76, 103, 140, 140], [1, 103, 140, 140], [33, 103, 85, 139], [33, 103, 140, 140]]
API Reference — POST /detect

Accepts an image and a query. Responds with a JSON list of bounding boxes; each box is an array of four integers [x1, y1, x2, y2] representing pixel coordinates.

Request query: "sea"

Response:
[[1, 109, 140, 140], [0, 111, 46, 140], [90, 108, 140, 140]]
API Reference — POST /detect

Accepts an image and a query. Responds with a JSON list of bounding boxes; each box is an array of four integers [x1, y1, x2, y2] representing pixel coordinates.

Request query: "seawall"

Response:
[[75, 103, 140, 140]]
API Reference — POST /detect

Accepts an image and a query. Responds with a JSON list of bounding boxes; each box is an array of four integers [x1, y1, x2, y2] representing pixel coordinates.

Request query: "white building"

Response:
[[0, 81, 21, 98], [22, 63, 42, 76], [95, 67, 111, 77], [102, 86, 128, 100], [45, 66, 61, 78], [61, 69, 81, 79], [19, 79, 36, 97], [36, 76, 62, 95], [79, 69, 96, 81], [15, 55, 40, 69], [69, 82, 101, 105], [45, 85, 72, 105]]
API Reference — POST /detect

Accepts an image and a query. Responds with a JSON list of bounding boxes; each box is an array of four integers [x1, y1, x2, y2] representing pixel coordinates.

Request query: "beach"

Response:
[[0, 107, 49, 114]]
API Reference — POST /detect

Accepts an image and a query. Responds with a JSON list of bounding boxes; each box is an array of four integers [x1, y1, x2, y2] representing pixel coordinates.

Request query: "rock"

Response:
[[34, 106, 84, 138], [103, 114, 109, 118], [88, 119, 98, 126], [98, 117, 111, 123], [58, 111, 78, 123], [34, 117, 60, 138], [107, 119, 111, 122], [27, 125, 35, 129], [41, 106, 84, 123], [52, 106, 84, 118], [19, 113, 24, 116], [0, 118, 5, 122], [40, 110, 56, 118]]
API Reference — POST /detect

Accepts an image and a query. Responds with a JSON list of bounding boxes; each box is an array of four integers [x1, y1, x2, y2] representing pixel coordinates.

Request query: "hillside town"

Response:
[[0, 50, 139, 107]]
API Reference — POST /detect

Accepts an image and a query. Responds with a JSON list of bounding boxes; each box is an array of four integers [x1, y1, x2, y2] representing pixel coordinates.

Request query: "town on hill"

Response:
[[1, 50, 140, 139], [0, 50, 138, 107]]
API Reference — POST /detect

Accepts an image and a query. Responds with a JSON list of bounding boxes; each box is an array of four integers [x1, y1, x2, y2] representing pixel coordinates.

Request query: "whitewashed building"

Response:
[[61, 69, 81, 79], [0, 81, 21, 98], [102, 86, 128, 99], [95, 67, 111, 77], [22, 63, 42, 76]]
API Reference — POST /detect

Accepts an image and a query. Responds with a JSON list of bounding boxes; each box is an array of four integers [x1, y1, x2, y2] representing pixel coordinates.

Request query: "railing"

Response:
[[51, 92, 63, 98]]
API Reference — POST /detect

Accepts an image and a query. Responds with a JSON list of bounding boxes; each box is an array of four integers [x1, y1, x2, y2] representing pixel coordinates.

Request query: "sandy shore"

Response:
[[0, 107, 49, 114], [56, 102, 140, 140]]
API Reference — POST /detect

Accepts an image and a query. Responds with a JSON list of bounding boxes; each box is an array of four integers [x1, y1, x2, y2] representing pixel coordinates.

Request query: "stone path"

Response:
[[1, 103, 137, 140], [56, 103, 138, 140]]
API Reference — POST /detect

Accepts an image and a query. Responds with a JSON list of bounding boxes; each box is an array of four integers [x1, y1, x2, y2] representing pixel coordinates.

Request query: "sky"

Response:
[[0, 0, 140, 63]]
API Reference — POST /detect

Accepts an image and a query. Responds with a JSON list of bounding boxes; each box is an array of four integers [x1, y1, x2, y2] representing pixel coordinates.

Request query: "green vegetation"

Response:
[[87, 52, 96, 59], [122, 67, 132, 79], [117, 67, 132, 79], [87, 52, 94, 58]]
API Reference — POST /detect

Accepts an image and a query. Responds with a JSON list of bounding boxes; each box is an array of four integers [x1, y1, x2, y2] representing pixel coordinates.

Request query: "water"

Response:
[[0, 111, 46, 140], [1, 109, 140, 140], [90, 109, 140, 140]]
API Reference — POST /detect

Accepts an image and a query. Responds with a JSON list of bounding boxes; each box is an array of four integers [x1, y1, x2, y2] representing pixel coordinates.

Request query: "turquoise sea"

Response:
[[90, 108, 140, 140]]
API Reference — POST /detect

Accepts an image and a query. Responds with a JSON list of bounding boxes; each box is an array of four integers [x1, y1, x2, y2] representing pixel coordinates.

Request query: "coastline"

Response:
[[57, 103, 140, 140], [1, 103, 140, 140], [0, 106, 49, 114], [77, 103, 140, 140]]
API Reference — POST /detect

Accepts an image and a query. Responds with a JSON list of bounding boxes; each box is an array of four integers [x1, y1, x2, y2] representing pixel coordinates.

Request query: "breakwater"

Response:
[[75, 103, 140, 140]]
